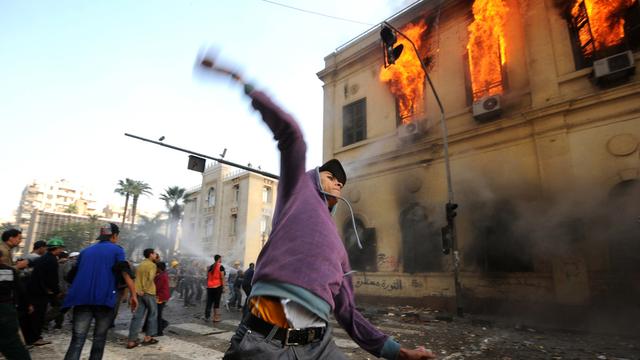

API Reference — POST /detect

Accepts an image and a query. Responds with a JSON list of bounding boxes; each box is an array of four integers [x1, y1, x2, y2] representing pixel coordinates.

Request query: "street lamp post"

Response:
[[381, 22, 463, 316]]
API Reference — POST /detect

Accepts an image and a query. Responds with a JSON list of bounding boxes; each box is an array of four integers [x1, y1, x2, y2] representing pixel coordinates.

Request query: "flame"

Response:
[[379, 22, 428, 123], [467, 0, 509, 101], [571, 0, 636, 56]]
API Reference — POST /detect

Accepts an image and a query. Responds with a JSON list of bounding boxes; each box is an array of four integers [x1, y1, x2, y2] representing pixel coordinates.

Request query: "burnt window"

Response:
[[343, 218, 377, 272], [399, 203, 443, 273], [606, 180, 640, 272], [342, 98, 366, 146], [467, 200, 533, 272], [566, 1, 640, 70]]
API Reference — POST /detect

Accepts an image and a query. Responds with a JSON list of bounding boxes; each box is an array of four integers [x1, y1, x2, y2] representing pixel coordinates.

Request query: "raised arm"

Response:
[[198, 56, 307, 198]]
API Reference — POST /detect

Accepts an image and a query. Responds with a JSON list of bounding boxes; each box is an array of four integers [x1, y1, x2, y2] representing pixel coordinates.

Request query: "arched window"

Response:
[[343, 217, 377, 272], [400, 203, 442, 273], [207, 187, 216, 207], [465, 199, 533, 273], [607, 180, 640, 272]]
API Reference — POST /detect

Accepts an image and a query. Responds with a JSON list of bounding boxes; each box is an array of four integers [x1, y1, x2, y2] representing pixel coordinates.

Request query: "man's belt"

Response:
[[245, 313, 326, 346]]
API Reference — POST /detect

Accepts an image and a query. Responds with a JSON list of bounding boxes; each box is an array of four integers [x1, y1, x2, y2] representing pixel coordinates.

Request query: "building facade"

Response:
[[317, 0, 640, 320], [181, 162, 278, 267], [15, 179, 98, 254]]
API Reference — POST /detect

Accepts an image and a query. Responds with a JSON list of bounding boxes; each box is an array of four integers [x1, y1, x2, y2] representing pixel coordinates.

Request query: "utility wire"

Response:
[[258, 0, 374, 26]]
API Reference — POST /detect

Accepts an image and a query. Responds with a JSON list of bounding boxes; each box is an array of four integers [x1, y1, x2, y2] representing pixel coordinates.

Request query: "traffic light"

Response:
[[441, 225, 452, 255], [446, 202, 458, 224], [380, 25, 404, 67]]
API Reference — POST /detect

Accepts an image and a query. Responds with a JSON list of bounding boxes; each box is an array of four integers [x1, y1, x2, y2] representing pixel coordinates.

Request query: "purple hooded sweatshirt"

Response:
[[248, 89, 399, 359]]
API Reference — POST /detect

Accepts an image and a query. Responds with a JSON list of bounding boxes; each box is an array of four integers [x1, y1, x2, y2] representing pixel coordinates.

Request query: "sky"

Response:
[[0, 0, 415, 221]]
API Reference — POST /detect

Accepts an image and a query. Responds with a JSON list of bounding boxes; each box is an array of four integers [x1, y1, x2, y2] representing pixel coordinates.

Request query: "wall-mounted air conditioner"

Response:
[[397, 122, 420, 141], [593, 50, 635, 85], [472, 94, 502, 122]]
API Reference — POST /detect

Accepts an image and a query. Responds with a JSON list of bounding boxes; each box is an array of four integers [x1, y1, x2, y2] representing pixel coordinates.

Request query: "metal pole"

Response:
[[124, 133, 280, 180], [383, 22, 463, 316], [127, 131, 279, 258]]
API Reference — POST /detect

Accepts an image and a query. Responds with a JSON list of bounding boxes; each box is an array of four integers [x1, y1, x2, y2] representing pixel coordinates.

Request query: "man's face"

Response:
[[7, 233, 23, 248], [35, 247, 46, 256], [320, 171, 343, 198], [151, 252, 158, 262], [51, 247, 64, 257]]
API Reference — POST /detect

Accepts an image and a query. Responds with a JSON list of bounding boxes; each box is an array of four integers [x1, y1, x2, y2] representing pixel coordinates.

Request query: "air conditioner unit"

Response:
[[472, 94, 502, 122], [593, 50, 635, 85], [397, 122, 420, 141]]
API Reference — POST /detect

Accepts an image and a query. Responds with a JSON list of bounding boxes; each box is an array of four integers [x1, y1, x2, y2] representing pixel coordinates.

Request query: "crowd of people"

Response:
[[0, 224, 257, 360]]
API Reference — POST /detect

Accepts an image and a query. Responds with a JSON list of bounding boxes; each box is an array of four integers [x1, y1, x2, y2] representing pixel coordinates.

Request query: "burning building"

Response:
[[317, 0, 640, 330]]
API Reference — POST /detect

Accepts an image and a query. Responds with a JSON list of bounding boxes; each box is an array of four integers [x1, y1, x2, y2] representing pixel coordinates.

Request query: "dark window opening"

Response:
[[400, 203, 443, 273], [606, 180, 640, 273], [467, 200, 533, 272], [343, 218, 377, 272], [567, 1, 640, 70], [342, 98, 367, 146]]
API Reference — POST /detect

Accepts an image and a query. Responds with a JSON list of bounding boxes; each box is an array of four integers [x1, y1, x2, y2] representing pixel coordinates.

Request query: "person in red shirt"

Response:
[[205, 255, 225, 323], [155, 262, 170, 335], [142, 262, 170, 336]]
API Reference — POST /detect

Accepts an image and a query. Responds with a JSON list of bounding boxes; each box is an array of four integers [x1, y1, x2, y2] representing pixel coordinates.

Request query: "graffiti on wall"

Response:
[[355, 273, 403, 291]]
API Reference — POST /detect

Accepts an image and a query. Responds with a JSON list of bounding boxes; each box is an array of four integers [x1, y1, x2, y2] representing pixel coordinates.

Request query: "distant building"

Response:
[[181, 162, 278, 268], [15, 179, 97, 254]]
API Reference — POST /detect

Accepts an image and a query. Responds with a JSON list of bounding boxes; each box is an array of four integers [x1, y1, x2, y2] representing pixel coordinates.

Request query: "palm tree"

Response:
[[114, 178, 136, 227], [160, 186, 189, 257], [129, 181, 152, 227]]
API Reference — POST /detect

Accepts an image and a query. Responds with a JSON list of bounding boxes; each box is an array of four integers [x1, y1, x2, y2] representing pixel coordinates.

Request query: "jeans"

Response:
[[223, 322, 346, 360], [128, 294, 157, 340], [63, 305, 114, 360], [0, 303, 32, 360]]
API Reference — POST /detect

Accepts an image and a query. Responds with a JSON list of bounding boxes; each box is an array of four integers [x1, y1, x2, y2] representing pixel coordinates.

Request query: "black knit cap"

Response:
[[32, 240, 47, 250], [319, 159, 347, 185]]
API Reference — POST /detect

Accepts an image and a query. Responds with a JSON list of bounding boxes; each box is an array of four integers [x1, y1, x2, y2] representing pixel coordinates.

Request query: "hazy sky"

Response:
[[0, 0, 414, 221]]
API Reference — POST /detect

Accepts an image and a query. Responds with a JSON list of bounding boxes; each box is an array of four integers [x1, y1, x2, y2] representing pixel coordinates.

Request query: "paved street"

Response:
[[7, 298, 639, 360]]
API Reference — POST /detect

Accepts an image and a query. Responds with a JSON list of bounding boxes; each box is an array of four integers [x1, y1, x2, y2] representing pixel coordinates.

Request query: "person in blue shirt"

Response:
[[62, 223, 137, 360]]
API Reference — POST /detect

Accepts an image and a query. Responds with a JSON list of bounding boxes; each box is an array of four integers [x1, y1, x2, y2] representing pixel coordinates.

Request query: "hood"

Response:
[[306, 167, 362, 249]]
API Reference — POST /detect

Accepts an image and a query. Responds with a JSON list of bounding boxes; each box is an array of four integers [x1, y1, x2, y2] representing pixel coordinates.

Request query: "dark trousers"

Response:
[[29, 295, 49, 343], [18, 306, 37, 346], [223, 321, 346, 360], [183, 282, 194, 306], [0, 303, 31, 360], [63, 305, 113, 360], [204, 287, 223, 319]]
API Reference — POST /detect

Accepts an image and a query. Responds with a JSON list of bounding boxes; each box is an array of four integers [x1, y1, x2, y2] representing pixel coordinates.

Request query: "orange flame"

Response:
[[379, 22, 428, 123], [467, 0, 509, 101], [571, 0, 636, 56]]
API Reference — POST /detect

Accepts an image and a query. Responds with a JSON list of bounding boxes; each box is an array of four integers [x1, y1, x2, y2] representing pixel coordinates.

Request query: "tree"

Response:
[[44, 222, 98, 252], [159, 186, 189, 257], [129, 181, 152, 227], [114, 178, 135, 228], [65, 203, 79, 214], [121, 213, 168, 258]]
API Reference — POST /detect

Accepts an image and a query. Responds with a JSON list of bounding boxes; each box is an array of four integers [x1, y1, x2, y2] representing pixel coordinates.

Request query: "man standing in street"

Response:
[[204, 254, 225, 323], [26, 237, 66, 347], [1, 229, 29, 271], [63, 223, 137, 360], [241, 263, 254, 317], [126, 248, 159, 349], [0, 249, 32, 360], [23, 240, 47, 264]]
